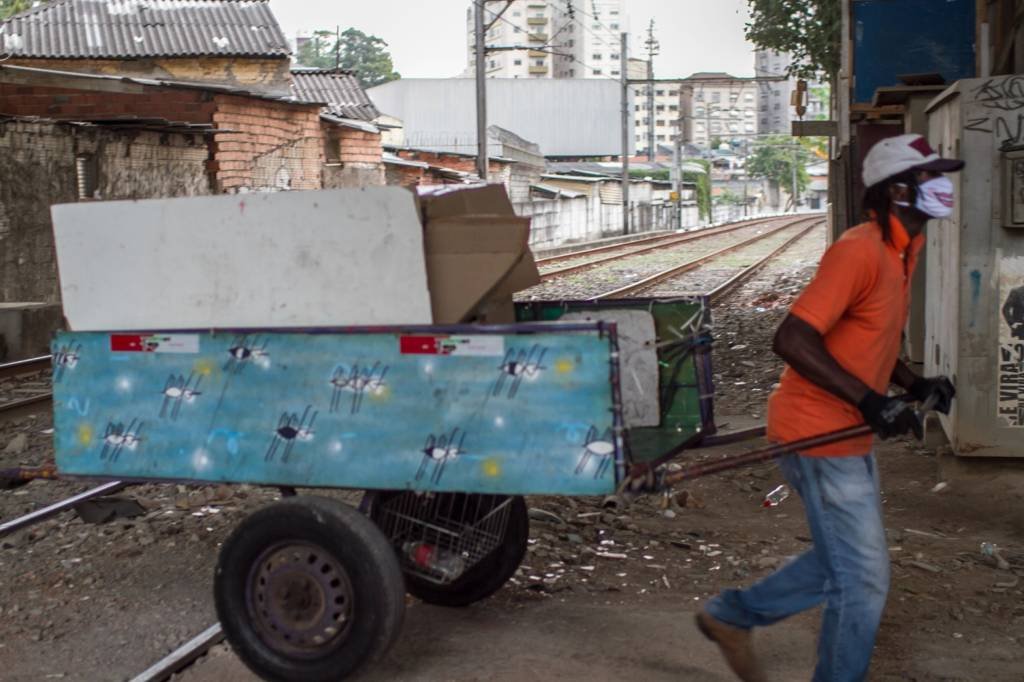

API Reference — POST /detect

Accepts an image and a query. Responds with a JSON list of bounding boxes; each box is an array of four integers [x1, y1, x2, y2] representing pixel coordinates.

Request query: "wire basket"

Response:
[[374, 492, 513, 585]]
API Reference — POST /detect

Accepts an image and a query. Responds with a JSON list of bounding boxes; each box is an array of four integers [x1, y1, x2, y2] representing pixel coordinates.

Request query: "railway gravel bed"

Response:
[[637, 220, 823, 299], [521, 217, 800, 300]]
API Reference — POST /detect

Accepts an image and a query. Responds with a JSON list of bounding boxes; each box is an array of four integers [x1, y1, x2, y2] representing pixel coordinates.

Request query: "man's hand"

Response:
[[909, 376, 956, 415], [857, 391, 923, 439]]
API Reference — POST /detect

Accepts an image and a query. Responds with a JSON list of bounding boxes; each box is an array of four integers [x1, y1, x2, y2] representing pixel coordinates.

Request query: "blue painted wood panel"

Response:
[[51, 327, 623, 495]]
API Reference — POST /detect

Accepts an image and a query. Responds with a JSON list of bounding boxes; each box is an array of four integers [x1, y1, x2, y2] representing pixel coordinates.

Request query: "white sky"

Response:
[[270, 1, 756, 79]]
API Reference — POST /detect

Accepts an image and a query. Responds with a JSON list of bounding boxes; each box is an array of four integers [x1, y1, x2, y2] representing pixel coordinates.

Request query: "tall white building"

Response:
[[465, 0, 625, 79], [629, 58, 681, 155], [754, 49, 828, 134]]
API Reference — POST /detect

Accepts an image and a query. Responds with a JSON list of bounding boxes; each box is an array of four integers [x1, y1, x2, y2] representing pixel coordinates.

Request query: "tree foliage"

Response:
[[1, 0, 37, 20], [745, 0, 840, 79], [746, 135, 811, 198], [297, 28, 400, 88]]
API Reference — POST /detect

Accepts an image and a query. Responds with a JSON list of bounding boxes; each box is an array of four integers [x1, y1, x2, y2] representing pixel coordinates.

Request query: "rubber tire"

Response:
[[377, 493, 529, 608], [214, 496, 405, 682]]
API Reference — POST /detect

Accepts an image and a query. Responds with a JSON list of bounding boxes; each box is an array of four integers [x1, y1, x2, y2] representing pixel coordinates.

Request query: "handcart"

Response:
[[49, 295, 718, 681]]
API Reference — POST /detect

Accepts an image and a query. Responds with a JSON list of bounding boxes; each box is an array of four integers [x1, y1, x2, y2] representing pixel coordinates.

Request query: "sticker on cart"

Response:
[[400, 335, 504, 357], [110, 334, 200, 354]]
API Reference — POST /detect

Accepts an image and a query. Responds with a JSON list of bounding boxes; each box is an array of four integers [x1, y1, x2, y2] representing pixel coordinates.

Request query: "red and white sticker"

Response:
[[110, 334, 200, 354], [400, 335, 504, 357]]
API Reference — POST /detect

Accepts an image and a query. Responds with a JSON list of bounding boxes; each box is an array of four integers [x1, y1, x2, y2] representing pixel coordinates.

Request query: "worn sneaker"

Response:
[[696, 610, 767, 682]]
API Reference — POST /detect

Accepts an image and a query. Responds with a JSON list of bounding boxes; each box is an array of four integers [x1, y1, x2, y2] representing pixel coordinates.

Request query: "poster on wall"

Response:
[[999, 256, 1024, 427]]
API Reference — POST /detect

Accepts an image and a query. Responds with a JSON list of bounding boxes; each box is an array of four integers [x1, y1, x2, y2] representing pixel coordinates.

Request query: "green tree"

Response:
[[746, 135, 811, 203], [1, 0, 37, 20], [745, 0, 840, 80], [297, 28, 400, 89]]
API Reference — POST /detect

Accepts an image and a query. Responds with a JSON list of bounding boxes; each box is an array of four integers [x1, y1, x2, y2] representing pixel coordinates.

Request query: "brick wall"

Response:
[[393, 149, 513, 190], [322, 124, 385, 188], [0, 82, 217, 122], [10, 57, 292, 95], [0, 120, 211, 303], [211, 94, 323, 192]]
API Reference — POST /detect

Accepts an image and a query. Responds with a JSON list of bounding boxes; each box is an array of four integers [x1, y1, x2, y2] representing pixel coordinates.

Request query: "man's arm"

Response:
[[772, 314, 870, 406]]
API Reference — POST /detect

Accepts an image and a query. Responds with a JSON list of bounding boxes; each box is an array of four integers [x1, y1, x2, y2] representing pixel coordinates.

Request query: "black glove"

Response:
[[857, 391, 923, 440], [910, 375, 956, 415]]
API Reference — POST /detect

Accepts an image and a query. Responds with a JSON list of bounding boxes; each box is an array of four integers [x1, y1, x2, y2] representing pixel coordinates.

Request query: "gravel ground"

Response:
[[2, 219, 1022, 681]]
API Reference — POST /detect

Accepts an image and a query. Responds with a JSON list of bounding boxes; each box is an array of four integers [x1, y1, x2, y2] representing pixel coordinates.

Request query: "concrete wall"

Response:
[[0, 119, 212, 303], [9, 57, 292, 95], [517, 196, 686, 249]]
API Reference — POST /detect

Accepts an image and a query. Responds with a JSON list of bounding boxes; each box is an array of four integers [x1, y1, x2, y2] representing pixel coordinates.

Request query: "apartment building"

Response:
[[629, 58, 681, 155], [465, 0, 625, 79], [678, 72, 759, 148], [754, 49, 828, 133]]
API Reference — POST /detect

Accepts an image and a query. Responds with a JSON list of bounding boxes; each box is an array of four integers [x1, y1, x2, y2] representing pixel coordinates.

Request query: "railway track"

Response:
[[0, 355, 53, 425], [538, 213, 814, 280], [590, 214, 821, 300]]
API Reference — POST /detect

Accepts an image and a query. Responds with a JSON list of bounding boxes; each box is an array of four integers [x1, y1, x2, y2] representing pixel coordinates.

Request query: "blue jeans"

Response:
[[705, 452, 890, 682]]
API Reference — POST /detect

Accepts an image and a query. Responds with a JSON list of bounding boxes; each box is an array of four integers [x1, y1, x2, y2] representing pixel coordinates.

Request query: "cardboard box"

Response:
[[419, 184, 515, 220], [423, 215, 532, 323]]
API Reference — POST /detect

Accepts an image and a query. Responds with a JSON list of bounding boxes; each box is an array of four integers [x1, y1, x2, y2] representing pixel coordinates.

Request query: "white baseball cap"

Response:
[[862, 134, 964, 188]]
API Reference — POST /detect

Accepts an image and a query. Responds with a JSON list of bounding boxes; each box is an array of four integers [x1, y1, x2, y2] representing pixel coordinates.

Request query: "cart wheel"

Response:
[[374, 493, 529, 608], [214, 496, 405, 682]]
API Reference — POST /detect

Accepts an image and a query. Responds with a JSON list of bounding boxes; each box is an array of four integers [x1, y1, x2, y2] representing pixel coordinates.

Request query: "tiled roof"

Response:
[[0, 0, 289, 59], [290, 69, 379, 122]]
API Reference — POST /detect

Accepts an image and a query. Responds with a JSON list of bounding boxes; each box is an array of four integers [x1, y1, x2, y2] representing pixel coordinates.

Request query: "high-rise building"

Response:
[[465, 0, 625, 79], [754, 49, 828, 134], [679, 73, 759, 148], [629, 58, 681, 155]]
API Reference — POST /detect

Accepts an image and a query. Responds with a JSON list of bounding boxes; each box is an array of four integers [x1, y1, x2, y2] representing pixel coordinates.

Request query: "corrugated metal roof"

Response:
[[0, 0, 289, 59], [291, 69, 379, 122]]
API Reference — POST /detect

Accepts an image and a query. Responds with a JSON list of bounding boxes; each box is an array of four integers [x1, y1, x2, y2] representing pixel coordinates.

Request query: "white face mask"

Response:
[[894, 175, 955, 218]]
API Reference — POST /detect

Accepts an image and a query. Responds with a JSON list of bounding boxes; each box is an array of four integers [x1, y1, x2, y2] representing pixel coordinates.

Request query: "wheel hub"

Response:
[[247, 542, 353, 657]]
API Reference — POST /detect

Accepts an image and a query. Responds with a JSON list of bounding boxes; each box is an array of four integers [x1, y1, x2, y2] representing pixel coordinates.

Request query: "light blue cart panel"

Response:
[[52, 327, 624, 495]]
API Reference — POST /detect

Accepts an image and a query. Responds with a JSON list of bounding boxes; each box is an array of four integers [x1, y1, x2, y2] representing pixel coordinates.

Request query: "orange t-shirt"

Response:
[[766, 216, 923, 456]]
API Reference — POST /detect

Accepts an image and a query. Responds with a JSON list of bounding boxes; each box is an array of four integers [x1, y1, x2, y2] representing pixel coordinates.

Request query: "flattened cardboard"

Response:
[[424, 215, 530, 323], [419, 184, 515, 220]]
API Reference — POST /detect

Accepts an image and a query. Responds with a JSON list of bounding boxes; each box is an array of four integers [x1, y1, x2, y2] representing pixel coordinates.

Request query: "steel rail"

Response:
[[535, 214, 786, 266], [129, 624, 224, 682], [538, 215, 800, 281], [0, 392, 54, 425], [0, 480, 126, 537], [706, 220, 823, 304], [0, 355, 52, 381], [591, 215, 821, 300]]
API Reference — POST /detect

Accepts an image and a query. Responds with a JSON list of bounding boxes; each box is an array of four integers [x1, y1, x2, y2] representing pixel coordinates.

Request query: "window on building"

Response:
[[636, 119, 643, 126], [669, 90, 678, 96], [489, 59, 496, 68], [695, 107, 705, 116], [610, 23, 619, 29], [535, 59, 546, 66], [592, 53, 602, 60], [711, 122, 721, 132], [610, 53, 619, 60], [569, 68, 575, 76], [656, 119, 665, 126], [760, 104, 767, 112], [513, 10, 520, 16], [760, 118, 768, 126], [656, 134, 666, 141], [669, 104, 678, 111], [567, 39, 574, 46], [593, 68, 602, 75], [656, 105, 665, 112], [745, 123, 755, 131], [610, 70, 619, 76], [711, 92, 721, 103], [695, 92, 704, 102], [745, 93, 754, 101], [656, 89, 664, 96], [514, 59, 522, 65], [634, 104, 640, 111], [773, 102, 780, 110]]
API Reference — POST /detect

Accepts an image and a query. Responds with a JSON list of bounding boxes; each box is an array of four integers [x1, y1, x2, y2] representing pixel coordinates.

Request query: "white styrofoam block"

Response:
[[561, 310, 660, 427], [51, 188, 433, 330]]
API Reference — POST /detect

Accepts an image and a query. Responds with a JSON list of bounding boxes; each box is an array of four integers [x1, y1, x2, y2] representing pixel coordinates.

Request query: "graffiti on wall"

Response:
[[998, 256, 1024, 427]]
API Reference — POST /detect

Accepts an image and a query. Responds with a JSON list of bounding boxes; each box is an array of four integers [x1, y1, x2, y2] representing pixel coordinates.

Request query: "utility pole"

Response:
[[474, 1, 488, 181], [334, 25, 340, 69], [672, 132, 681, 230], [791, 146, 798, 213], [643, 19, 659, 162], [620, 32, 630, 235]]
